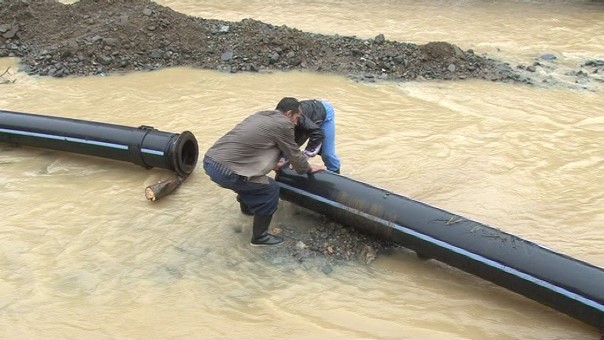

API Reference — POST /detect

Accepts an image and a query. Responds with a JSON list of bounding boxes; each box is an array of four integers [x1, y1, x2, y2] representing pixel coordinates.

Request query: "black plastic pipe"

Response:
[[0, 109, 198, 177], [275, 169, 604, 330]]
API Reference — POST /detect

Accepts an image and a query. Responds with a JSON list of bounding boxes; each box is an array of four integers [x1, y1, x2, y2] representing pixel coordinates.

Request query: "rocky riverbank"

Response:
[[2, 0, 603, 88], [0, 0, 528, 83]]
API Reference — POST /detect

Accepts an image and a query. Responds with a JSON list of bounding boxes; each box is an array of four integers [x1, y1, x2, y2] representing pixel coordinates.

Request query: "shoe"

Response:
[[250, 231, 283, 246], [250, 214, 283, 246], [236, 195, 253, 216]]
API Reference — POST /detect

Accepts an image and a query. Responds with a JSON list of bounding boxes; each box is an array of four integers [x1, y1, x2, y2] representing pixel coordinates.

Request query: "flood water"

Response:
[[1, 0, 603, 339]]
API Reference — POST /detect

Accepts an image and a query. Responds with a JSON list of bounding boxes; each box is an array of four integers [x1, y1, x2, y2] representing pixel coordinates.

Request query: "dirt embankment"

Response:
[[2, 0, 603, 88], [0, 0, 532, 83]]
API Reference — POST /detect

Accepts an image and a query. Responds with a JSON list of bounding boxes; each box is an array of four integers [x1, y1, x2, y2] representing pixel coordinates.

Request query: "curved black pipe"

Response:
[[275, 169, 604, 329], [0, 109, 198, 177]]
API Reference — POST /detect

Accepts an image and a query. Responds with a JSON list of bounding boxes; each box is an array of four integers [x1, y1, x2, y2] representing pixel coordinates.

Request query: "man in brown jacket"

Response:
[[203, 97, 325, 246]]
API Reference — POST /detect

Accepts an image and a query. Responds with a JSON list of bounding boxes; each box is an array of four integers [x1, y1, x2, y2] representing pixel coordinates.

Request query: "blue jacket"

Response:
[[296, 99, 326, 150]]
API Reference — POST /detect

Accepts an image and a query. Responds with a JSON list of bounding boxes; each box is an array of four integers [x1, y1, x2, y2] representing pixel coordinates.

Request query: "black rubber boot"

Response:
[[236, 195, 253, 216], [250, 214, 283, 246]]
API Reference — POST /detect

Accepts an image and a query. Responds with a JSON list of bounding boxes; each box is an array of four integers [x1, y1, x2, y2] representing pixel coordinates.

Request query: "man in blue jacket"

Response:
[[295, 99, 341, 173]]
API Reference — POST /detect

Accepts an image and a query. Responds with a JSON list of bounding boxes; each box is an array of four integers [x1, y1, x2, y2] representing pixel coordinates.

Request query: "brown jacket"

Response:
[[205, 110, 310, 182]]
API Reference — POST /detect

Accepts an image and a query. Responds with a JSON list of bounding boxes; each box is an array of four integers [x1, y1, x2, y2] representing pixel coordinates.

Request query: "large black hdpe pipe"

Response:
[[275, 169, 604, 330], [0, 109, 198, 177]]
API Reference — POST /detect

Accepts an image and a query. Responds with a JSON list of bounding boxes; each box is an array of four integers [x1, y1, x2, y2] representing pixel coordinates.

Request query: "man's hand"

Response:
[[309, 163, 326, 173], [304, 142, 322, 157], [274, 157, 288, 170]]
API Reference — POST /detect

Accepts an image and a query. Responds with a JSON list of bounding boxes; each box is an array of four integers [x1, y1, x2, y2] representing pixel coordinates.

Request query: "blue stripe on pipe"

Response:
[[278, 182, 604, 312], [141, 148, 164, 156], [0, 128, 128, 150], [1, 128, 164, 155]]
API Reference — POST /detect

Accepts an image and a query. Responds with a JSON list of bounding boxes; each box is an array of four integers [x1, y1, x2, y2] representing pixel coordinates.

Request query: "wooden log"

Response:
[[145, 176, 184, 201]]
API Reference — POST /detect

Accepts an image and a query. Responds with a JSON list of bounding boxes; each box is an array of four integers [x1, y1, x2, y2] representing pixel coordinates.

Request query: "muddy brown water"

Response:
[[1, 0, 603, 339]]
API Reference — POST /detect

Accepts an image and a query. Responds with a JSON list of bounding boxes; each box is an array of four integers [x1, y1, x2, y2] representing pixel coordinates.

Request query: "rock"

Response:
[[295, 241, 307, 249], [3, 26, 19, 39], [221, 50, 233, 61], [321, 264, 333, 274], [360, 245, 377, 264]]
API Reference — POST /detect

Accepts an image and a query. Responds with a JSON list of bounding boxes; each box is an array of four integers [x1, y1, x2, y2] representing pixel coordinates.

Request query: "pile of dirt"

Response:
[[0, 0, 528, 83], [258, 204, 400, 270]]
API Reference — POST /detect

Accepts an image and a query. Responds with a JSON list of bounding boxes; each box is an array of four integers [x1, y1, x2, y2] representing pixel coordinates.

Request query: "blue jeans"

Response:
[[320, 101, 341, 172], [203, 156, 279, 216]]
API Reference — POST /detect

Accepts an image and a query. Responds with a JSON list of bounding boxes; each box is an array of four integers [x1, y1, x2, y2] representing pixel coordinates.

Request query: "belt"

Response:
[[204, 156, 249, 182]]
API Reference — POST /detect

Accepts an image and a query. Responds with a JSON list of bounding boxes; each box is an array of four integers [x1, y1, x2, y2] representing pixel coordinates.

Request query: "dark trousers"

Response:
[[203, 156, 279, 216]]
